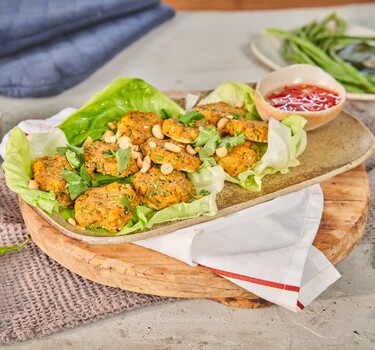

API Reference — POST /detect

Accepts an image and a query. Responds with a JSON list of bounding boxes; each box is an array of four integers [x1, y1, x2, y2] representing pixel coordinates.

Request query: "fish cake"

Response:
[[194, 101, 247, 126], [225, 119, 268, 143], [84, 141, 138, 177], [117, 111, 163, 145], [161, 118, 208, 144], [140, 138, 201, 173], [32, 154, 73, 207], [214, 141, 258, 177], [74, 183, 139, 232], [133, 167, 195, 210]]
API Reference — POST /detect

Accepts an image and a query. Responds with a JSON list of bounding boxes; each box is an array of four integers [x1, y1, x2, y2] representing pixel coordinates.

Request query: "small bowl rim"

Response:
[[254, 64, 347, 130]]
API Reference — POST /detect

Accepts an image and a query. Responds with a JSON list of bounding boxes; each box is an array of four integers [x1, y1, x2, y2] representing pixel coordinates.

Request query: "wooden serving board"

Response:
[[20, 164, 369, 308]]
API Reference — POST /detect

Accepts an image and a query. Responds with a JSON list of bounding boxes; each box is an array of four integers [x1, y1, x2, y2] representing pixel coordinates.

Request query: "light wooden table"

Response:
[[164, 0, 374, 10]]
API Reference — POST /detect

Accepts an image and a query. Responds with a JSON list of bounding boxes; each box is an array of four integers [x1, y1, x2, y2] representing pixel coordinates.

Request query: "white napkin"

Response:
[[135, 185, 340, 311], [0, 109, 341, 311]]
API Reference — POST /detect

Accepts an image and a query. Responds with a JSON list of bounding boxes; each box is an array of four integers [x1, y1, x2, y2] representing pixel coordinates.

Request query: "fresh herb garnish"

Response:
[[62, 168, 91, 200], [57, 145, 84, 169], [195, 127, 221, 164], [103, 149, 117, 158], [116, 148, 131, 173], [80, 166, 93, 184], [160, 108, 172, 119], [122, 198, 134, 212], [102, 148, 130, 173], [199, 189, 211, 196], [178, 111, 205, 126], [195, 127, 219, 147], [0, 236, 30, 256], [92, 174, 133, 187], [231, 113, 243, 120], [219, 133, 246, 149]]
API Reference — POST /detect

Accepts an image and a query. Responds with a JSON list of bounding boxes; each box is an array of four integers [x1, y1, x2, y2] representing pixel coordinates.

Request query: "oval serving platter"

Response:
[[30, 88, 375, 244]]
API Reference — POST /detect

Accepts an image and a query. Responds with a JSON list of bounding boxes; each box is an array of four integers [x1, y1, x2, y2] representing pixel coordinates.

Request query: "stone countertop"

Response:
[[2, 3, 375, 349]]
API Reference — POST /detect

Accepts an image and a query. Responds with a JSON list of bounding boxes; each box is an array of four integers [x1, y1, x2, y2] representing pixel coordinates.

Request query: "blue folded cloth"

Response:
[[0, 0, 160, 56], [0, 0, 174, 97]]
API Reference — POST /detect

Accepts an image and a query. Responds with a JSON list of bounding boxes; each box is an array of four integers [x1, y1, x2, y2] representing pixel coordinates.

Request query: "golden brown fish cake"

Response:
[[214, 141, 258, 177], [161, 118, 209, 144], [117, 111, 163, 145], [32, 154, 73, 207], [84, 141, 138, 177], [194, 101, 247, 125], [225, 119, 268, 143], [140, 138, 201, 173], [74, 183, 140, 232], [133, 167, 195, 210]]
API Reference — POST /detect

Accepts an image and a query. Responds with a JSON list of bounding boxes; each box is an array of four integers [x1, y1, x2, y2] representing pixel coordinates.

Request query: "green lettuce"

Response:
[[2, 128, 59, 213], [187, 166, 225, 194], [69, 193, 217, 235], [2, 78, 218, 236], [225, 115, 307, 191], [58, 78, 185, 146], [196, 81, 307, 191], [28, 128, 69, 159], [198, 81, 260, 119]]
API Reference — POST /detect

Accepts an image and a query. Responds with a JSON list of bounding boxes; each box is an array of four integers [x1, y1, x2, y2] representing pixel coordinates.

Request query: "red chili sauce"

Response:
[[267, 84, 341, 112]]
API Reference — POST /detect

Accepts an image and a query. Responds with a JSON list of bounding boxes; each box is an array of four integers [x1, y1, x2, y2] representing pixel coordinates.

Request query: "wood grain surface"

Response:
[[163, 0, 375, 11], [20, 164, 369, 308]]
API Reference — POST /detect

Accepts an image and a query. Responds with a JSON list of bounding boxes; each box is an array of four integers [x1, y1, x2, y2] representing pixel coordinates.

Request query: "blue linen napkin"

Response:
[[0, 0, 174, 97], [0, 0, 161, 56]]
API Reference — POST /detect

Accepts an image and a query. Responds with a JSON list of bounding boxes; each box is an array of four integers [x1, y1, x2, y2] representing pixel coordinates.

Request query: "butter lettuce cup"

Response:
[[254, 64, 346, 131]]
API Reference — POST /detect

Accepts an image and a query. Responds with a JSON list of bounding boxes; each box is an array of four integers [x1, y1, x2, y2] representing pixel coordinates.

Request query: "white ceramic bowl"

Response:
[[254, 64, 346, 131]]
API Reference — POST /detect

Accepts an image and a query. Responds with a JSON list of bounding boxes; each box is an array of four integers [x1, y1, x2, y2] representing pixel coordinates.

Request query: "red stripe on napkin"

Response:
[[297, 301, 305, 310], [202, 265, 300, 292]]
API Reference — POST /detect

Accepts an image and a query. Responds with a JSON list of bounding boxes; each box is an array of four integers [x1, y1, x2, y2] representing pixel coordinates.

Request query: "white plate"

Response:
[[251, 23, 375, 101]]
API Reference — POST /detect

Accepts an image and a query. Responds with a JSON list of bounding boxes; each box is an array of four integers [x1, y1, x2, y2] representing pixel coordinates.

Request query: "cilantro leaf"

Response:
[[160, 108, 172, 119], [103, 149, 116, 159], [80, 165, 93, 185], [195, 127, 220, 147], [116, 148, 131, 173], [66, 149, 81, 169], [92, 174, 133, 186], [231, 113, 243, 120], [199, 189, 211, 196], [219, 133, 246, 149], [195, 127, 221, 162], [178, 111, 205, 126], [61, 169, 89, 200], [56, 146, 67, 156], [122, 198, 134, 212], [57, 145, 84, 169]]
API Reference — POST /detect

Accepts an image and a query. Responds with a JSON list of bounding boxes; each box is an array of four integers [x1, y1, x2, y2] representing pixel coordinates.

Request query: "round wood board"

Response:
[[20, 164, 369, 308]]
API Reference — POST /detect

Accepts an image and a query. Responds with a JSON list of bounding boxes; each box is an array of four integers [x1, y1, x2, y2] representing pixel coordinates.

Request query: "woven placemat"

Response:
[[0, 181, 177, 344], [0, 101, 374, 344]]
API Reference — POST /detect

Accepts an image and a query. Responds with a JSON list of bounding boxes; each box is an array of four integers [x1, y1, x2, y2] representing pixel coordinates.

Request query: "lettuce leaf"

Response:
[[225, 115, 307, 191], [197, 82, 307, 191], [3, 127, 218, 235], [2, 128, 58, 213], [28, 128, 69, 159], [198, 81, 260, 119], [58, 78, 185, 146], [84, 193, 218, 235], [187, 166, 225, 194]]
